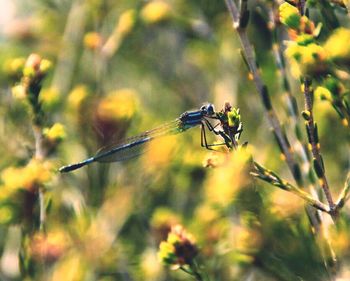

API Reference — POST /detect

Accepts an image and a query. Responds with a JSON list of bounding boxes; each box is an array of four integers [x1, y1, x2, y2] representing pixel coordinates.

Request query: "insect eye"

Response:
[[207, 104, 215, 115]]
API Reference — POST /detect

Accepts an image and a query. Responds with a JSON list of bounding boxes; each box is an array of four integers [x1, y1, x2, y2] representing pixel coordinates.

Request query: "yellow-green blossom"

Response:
[[151, 208, 181, 242], [40, 87, 60, 109], [296, 34, 315, 46], [227, 108, 241, 128], [19, 54, 53, 96], [285, 42, 327, 77], [279, 2, 301, 30], [141, 1, 172, 24], [158, 225, 198, 268], [39, 59, 52, 75], [11, 84, 27, 100], [315, 86, 332, 101], [43, 123, 66, 142], [3, 57, 25, 78], [324, 28, 350, 62], [1, 159, 53, 191], [96, 88, 139, 121], [23, 53, 49, 78], [67, 85, 90, 110], [84, 32, 103, 50]]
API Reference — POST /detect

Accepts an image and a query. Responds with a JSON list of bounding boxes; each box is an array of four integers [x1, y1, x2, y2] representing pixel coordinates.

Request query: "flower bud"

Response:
[[158, 225, 198, 269], [116, 9, 136, 36], [141, 1, 171, 24], [84, 32, 103, 50], [43, 123, 66, 143], [279, 3, 301, 30]]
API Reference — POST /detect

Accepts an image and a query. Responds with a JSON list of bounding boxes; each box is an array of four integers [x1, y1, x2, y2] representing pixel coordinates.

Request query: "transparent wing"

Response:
[[94, 119, 182, 163]]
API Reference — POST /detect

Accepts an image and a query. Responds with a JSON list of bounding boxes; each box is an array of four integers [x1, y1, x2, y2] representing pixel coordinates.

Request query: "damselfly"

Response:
[[59, 103, 232, 173]]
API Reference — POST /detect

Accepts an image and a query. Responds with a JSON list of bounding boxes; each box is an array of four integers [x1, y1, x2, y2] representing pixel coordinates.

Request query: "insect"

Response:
[[59, 103, 233, 173]]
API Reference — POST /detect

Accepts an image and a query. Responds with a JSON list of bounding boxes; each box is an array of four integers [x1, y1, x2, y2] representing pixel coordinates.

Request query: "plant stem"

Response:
[[335, 171, 350, 209], [33, 125, 44, 160], [266, 3, 326, 235], [191, 261, 204, 281], [38, 189, 46, 232], [251, 161, 329, 213], [303, 79, 336, 216], [33, 118, 46, 232], [224, 0, 302, 186], [267, 4, 319, 194]]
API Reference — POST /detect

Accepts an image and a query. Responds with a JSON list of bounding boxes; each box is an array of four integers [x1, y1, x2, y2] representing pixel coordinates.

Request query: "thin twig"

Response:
[[32, 125, 47, 232], [303, 79, 338, 276], [251, 162, 330, 213], [51, 1, 87, 96], [267, 3, 326, 235], [38, 190, 46, 232], [335, 171, 350, 209], [224, 0, 302, 186], [267, 4, 319, 193], [33, 125, 44, 160], [303, 79, 336, 215]]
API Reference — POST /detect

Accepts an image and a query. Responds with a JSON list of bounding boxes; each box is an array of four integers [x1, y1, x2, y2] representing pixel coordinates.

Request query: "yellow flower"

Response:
[[299, 15, 315, 34], [84, 32, 102, 50], [29, 230, 71, 262], [296, 34, 314, 46], [158, 225, 198, 268], [205, 149, 251, 207], [116, 9, 136, 36], [3, 57, 25, 77], [158, 241, 177, 265], [24, 53, 41, 73], [315, 86, 332, 101], [227, 107, 241, 128], [40, 87, 60, 109], [67, 84, 90, 110], [43, 123, 66, 142], [141, 1, 171, 24], [151, 207, 180, 242], [96, 88, 139, 121], [151, 208, 180, 230], [1, 159, 53, 191], [39, 59, 52, 75], [1, 167, 26, 190], [279, 2, 301, 30], [26, 160, 53, 185], [324, 28, 350, 61], [23, 54, 52, 78], [11, 84, 26, 100], [285, 42, 327, 77]]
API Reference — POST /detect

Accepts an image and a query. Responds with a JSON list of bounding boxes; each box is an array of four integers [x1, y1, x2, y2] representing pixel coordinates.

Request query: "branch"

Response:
[[251, 162, 330, 213], [267, 5, 318, 190], [302, 79, 336, 215], [335, 171, 350, 209], [224, 0, 303, 186]]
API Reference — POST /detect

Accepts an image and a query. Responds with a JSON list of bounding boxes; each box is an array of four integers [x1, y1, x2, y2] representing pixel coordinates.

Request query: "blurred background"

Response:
[[0, 0, 349, 280]]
